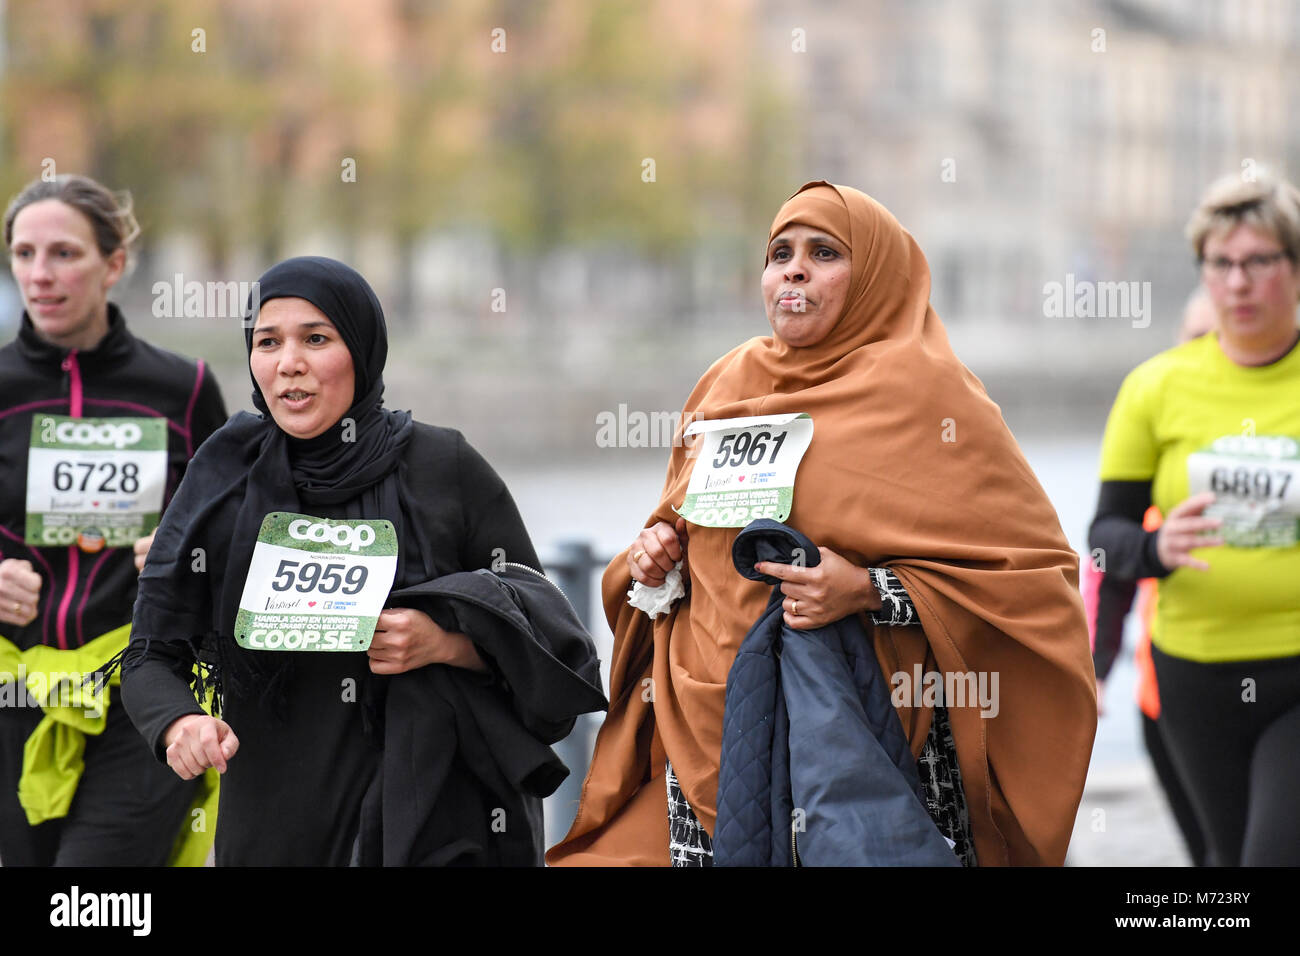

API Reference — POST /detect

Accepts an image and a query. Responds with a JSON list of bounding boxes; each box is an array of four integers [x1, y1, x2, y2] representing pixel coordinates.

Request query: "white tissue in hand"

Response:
[[628, 561, 685, 618]]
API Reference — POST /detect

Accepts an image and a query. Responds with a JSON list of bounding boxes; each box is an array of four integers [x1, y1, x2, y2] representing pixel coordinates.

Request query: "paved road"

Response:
[[1068, 761, 1194, 867]]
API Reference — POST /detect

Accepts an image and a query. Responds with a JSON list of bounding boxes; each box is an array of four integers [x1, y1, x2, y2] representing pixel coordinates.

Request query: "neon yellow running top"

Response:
[[1098, 330, 1300, 662]]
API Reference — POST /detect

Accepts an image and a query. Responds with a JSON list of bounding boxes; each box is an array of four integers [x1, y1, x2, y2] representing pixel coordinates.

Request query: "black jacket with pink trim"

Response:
[[0, 305, 227, 650]]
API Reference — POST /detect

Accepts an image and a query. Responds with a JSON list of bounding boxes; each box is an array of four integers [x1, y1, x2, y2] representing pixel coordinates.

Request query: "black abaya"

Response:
[[121, 423, 556, 865]]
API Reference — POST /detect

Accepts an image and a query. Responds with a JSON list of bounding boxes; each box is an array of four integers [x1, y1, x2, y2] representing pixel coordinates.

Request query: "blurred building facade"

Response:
[[756, 0, 1300, 333]]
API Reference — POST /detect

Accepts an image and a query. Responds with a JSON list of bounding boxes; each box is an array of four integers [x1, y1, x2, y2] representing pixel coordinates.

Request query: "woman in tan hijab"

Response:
[[548, 182, 1096, 867]]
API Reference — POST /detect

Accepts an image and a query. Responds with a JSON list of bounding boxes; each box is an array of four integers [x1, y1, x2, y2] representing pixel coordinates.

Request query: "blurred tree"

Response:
[[0, 0, 792, 322]]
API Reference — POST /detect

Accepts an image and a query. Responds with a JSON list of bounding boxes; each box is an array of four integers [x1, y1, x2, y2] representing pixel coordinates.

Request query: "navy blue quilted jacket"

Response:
[[713, 520, 959, 866]]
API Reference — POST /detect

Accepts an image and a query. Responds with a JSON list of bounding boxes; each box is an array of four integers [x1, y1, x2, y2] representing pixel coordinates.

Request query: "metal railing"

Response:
[[540, 540, 614, 849]]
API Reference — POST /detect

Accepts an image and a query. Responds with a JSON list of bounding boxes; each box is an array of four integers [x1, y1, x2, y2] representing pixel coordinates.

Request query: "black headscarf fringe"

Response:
[[84, 646, 127, 698], [87, 634, 230, 718]]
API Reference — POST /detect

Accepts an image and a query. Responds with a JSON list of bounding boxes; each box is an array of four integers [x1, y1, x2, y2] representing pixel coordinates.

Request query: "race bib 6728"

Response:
[[25, 415, 167, 551]]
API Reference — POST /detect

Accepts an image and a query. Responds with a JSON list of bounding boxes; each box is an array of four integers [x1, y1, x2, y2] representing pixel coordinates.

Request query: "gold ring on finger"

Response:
[[633, 550, 646, 562], [792, 600, 799, 615]]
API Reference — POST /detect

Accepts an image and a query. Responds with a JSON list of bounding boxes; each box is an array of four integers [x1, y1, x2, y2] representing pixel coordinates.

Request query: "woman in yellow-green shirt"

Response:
[[1090, 171, 1300, 866]]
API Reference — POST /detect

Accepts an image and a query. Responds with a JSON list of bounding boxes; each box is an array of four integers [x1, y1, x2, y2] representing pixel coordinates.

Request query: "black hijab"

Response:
[[236, 256, 416, 554], [127, 256, 421, 705], [244, 256, 410, 505]]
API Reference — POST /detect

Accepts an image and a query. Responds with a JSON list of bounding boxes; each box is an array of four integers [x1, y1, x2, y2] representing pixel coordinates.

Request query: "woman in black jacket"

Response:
[[0, 174, 228, 865], [120, 256, 604, 865]]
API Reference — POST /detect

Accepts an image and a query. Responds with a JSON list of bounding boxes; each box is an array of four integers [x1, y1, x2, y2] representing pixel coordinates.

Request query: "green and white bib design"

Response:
[[1187, 435, 1299, 548], [677, 414, 814, 528], [25, 415, 168, 549], [235, 512, 399, 651]]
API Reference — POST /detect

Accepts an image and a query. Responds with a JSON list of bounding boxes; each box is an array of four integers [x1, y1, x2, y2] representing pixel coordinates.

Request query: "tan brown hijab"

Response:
[[548, 182, 1096, 866]]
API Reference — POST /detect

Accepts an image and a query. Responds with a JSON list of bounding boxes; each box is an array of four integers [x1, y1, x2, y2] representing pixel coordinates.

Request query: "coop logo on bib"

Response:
[[287, 518, 376, 552], [1206, 434, 1298, 460], [47, 419, 143, 450]]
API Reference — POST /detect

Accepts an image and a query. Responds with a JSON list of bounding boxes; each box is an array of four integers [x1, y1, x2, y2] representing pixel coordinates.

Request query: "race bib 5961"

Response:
[[677, 413, 814, 527]]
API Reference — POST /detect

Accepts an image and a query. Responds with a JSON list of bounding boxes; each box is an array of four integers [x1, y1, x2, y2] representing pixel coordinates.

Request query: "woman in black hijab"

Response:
[[119, 256, 605, 866]]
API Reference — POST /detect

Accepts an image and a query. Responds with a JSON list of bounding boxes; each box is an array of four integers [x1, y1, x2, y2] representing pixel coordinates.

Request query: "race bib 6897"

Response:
[[1187, 435, 1299, 548]]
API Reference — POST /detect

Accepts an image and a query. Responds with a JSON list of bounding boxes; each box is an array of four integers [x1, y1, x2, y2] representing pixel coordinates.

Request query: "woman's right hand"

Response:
[[163, 714, 239, 780], [1156, 491, 1225, 572], [0, 558, 42, 628], [628, 517, 689, 588]]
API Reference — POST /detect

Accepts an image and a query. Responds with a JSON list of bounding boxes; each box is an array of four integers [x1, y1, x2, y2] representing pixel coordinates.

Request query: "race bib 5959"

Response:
[[235, 512, 399, 652]]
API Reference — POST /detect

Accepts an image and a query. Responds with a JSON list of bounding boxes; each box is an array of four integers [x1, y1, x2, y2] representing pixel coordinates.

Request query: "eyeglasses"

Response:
[[1200, 250, 1292, 282]]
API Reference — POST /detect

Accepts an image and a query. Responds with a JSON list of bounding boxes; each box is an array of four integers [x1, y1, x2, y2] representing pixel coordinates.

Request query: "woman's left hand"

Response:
[[368, 607, 488, 675], [754, 547, 879, 630]]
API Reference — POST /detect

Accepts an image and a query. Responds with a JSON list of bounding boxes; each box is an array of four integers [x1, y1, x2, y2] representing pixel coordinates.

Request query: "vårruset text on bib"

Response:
[[235, 512, 398, 652], [25, 415, 168, 552], [676, 414, 814, 527], [1186, 434, 1299, 548]]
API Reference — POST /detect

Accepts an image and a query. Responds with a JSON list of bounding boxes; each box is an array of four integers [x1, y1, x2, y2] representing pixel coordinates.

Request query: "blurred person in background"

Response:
[[0, 174, 228, 865], [1085, 286, 1215, 867], [1089, 171, 1300, 866], [549, 181, 1096, 867]]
